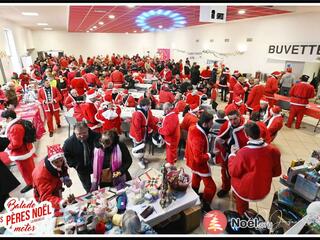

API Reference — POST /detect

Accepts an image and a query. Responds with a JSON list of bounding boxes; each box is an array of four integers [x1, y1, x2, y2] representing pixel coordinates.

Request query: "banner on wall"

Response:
[[157, 48, 170, 61], [267, 43, 320, 62]]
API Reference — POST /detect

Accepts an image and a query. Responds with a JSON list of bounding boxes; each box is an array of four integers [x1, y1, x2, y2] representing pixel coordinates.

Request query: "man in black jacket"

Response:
[[63, 121, 101, 193]]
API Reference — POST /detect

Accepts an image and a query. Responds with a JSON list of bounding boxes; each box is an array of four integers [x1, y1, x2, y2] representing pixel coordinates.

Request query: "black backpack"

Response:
[[16, 119, 37, 143]]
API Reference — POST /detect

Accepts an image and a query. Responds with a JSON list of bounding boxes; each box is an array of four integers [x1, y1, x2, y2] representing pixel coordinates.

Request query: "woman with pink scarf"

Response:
[[90, 130, 132, 191]]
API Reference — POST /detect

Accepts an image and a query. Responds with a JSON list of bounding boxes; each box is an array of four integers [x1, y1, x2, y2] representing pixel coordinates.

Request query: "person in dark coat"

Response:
[[90, 130, 132, 191], [63, 121, 101, 193], [0, 137, 20, 212], [190, 65, 201, 86]]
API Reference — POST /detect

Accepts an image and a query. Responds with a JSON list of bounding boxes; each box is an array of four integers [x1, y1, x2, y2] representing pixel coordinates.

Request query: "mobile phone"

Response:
[[140, 206, 154, 219]]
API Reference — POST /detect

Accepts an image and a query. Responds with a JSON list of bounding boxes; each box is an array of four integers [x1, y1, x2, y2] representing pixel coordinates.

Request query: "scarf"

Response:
[[93, 144, 126, 189]]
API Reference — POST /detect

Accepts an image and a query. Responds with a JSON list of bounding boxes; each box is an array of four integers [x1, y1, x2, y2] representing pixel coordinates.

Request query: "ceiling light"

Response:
[[86, 30, 90, 33], [43, 28, 52, 31], [127, 5, 135, 8], [125, 32, 128, 34], [93, 26, 97, 29], [238, 10, 246, 14], [98, 21, 104, 25], [94, 10, 106, 13], [133, 30, 137, 33], [22, 12, 39, 16], [158, 25, 163, 29], [141, 29, 145, 32], [90, 28, 93, 31], [109, 15, 115, 19], [37, 23, 48, 26]]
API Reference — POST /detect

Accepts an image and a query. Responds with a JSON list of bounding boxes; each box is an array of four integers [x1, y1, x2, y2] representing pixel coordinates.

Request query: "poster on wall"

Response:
[[157, 48, 170, 61]]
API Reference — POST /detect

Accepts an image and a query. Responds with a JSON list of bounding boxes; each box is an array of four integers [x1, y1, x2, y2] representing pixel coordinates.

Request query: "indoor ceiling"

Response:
[[0, 5, 319, 33]]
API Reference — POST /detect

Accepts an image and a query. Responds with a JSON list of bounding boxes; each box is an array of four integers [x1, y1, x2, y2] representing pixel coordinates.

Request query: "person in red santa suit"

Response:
[[19, 69, 31, 90], [59, 57, 69, 70], [129, 98, 159, 169], [138, 88, 159, 109], [174, 93, 187, 112], [32, 144, 73, 217], [123, 91, 136, 108], [180, 105, 200, 133], [67, 66, 77, 84], [160, 64, 173, 84], [38, 79, 62, 137], [228, 122, 281, 215], [15, 85, 24, 103], [83, 69, 101, 88], [246, 79, 265, 114], [95, 102, 122, 134], [1, 109, 36, 194], [71, 71, 89, 97], [265, 106, 284, 142], [159, 84, 175, 106], [64, 89, 85, 121], [233, 76, 247, 101], [228, 70, 241, 104], [185, 111, 216, 212], [158, 102, 180, 165], [80, 89, 102, 133], [186, 89, 201, 110], [249, 112, 271, 144], [224, 96, 247, 116], [56, 75, 69, 110], [264, 71, 281, 107], [259, 97, 271, 123], [213, 110, 248, 198], [286, 74, 315, 129], [110, 66, 125, 88], [200, 66, 212, 82]]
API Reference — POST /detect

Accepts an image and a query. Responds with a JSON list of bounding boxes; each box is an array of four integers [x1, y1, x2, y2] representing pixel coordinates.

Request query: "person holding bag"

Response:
[[90, 130, 132, 192]]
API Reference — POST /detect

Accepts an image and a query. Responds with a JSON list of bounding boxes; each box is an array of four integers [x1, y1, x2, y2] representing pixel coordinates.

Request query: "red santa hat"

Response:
[[260, 97, 268, 105], [271, 71, 281, 77], [233, 70, 240, 75], [271, 106, 281, 115], [47, 144, 65, 162], [233, 96, 243, 105], [189, 104, 199, 113], [122, 89, 129, 95], [15, 86, 23, 93], [213, 63, 219, 68], [112, 88, 118, 94], [86, 89, 98, 99]]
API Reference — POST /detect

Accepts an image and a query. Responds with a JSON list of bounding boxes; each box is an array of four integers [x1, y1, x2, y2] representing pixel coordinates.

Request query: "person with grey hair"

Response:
[[158, 102, 180, 165], [63, 121, 101, 193], [121, 210, 156, 234]]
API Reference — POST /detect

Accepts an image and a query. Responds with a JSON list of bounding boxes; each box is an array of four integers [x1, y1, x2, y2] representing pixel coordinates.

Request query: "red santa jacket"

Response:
[[175, 100, 187, 112], [4, 118, 36, 161], [233, 82, 245, 100], [160, 69, 172, 83], [200, 69, 211, 80], [104, 89, 113, 102], [64, 94, 84, 121], [266, 114, 283, 142], [32, 159, 65, 217], [215, 117, 248, 164], [159, 90, 175, 104], [38, 87, 62, 112], [185, 123, 211, 177], [124, 95, 136, 107], [129, 108, 158, 143], [67, 71, 76, 84], [186, 93, 201, 110], [289, 82, 315, 106], [71, 77, 88, 96], [228, 76, 237, 94], [255, 121, 271, 144], [224, 102, 247, 116], [158, 108, 180, 147], [80, 101, 100, 130], [264, 76, 279, 98], [83, 73, 101, 87], [60, 58, 69, 69], [180, 112, 198, 132], [228, 139, 281, 201], [211, 88, 217, 101], [246, 85, 265, 112], [110, 70, 124, 85], [19, 73, 31, 89], [95, 106, 122, 134]]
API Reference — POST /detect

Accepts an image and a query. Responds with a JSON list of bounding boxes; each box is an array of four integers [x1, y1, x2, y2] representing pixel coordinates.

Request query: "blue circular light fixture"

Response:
[[135, 9, 186, 32]]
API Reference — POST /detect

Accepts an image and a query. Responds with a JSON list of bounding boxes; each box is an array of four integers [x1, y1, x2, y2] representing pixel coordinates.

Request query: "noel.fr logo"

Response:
[[203, 210, 227, 234]]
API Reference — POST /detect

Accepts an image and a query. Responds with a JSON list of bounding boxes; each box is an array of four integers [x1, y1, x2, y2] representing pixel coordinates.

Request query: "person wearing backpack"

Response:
[[1, 109, 36, 193]]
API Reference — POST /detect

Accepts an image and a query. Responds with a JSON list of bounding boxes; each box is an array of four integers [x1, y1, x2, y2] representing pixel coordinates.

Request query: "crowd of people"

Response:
[[0, 52, 317, 219]]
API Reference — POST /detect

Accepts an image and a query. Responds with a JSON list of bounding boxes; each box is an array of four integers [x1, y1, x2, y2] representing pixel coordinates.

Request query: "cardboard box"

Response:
[[181, 205, 201, 233]]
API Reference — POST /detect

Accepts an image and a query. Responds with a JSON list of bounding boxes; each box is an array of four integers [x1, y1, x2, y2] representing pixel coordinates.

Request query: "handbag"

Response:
[[101, 168, 113, 183]]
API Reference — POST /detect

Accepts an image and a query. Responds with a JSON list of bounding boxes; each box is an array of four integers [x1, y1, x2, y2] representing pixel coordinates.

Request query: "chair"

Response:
[[64, 115, 77, 137]]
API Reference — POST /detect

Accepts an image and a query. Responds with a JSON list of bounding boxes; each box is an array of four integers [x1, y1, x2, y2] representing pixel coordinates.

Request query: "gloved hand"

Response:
[[90, 182, 98, 192], [63, 176, 73, 188]]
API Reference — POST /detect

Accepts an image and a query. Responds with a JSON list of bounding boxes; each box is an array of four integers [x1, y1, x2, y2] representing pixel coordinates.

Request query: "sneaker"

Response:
[[57, 124, 61, 128], [49, 132, 53, 137], [20, 185, 33, 193], [217, 189, 229, 198], [138, 160, 146, 169], [201, 201, 212, 213]]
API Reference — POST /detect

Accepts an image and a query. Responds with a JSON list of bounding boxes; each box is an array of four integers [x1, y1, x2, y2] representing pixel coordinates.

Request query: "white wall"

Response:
[[31, 31, 157, 60], [30, 11, 320, 76], [0, 17, 34, 84], [303, 62, 320, 80]]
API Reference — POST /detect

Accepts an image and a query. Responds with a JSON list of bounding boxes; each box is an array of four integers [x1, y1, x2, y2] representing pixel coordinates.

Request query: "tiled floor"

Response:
[[4, 98, 320, 234]]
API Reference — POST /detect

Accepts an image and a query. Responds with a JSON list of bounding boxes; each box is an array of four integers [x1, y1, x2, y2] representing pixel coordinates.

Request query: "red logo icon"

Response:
[[203, 210, 227, 234]]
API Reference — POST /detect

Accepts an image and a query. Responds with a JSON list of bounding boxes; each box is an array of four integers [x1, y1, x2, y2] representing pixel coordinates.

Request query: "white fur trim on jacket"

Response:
[[4, 117, 21, 137], [8, 144, 36, 161]]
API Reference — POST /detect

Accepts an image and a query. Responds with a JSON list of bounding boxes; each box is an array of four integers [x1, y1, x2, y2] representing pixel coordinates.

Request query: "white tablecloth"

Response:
[[135, 83, 152, 89]]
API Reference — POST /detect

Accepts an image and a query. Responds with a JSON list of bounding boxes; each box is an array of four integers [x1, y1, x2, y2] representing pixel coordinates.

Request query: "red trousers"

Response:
[[165, 143, 178, 165], [16, 156, 35, 185], [234, 193, 249, 215], [228, 92, 234, 104], [192, 173, 216, 203], [221, 160, 231, 191], [287, 105, 306, 129], [45, 105, 60, 133]]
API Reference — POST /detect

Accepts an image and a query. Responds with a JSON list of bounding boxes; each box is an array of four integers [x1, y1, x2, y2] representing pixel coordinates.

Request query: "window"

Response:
[[4, 28, 22, 74]]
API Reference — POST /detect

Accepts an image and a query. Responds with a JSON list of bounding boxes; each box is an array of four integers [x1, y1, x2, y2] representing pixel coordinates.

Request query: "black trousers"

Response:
[[77, 171, 92, 193], [220, 87, 228, 102]]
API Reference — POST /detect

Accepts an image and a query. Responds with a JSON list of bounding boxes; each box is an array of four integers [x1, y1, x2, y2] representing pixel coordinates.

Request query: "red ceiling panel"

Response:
[[68, 5, 291, 33]]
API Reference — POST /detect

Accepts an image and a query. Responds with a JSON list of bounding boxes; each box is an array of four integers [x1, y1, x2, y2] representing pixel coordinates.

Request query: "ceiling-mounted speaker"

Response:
[[196, 39, 199, 42], [210, 39, 214, 42], [224, 38, 230, 42], [246, 38, 253, 42]]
